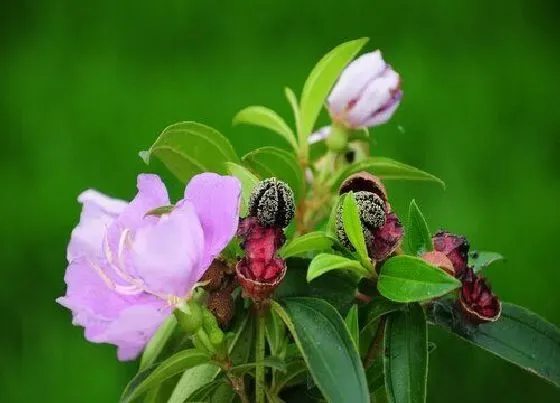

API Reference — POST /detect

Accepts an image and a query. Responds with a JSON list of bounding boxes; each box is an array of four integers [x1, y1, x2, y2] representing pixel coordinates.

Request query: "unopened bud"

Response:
[[433, 230, 470, 278], [174, 300, 203, 334], [201, 307, 224, 346], [248, 178, 295, 228]]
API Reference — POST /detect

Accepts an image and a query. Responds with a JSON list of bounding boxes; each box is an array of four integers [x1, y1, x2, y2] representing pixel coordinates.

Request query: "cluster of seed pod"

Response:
[[236, 178, 295, 301]]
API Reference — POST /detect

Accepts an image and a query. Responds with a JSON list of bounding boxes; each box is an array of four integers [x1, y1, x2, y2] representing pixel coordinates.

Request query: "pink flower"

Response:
[[328, 51, 402, 129], [57, 173, 241, 360]]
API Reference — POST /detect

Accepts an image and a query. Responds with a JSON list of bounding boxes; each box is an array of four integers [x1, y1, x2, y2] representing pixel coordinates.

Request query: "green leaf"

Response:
[[342, 192, 372, 269], [265, 308, 286, 357], [307, 253, 370, 282], [275, 258, 358, 312], [141, 121, 239, 183], [225, 162, 259, 217], [121, 350, 213, 403], [272, 359, 308, 392], [384, 303, 428, 403], [230, 357, 287, 375], [469, 251, 505, 274], [345, 304, 360, 349], [185, 378, 228, 402], [167, 363, 221, 403], [233, 106, 298, 151], [366, 359, 385, 394], [378, 256, 461, 303], [428, 301, 560, 389], [326, 195, 342, 237], [359, 297, 403, 356], [331, 157, 445, 191], [299, 38, 368, 140], [279, 231, 335, 258], [405, 199, 433, 256], [140, 315, 177, 370], [272, 298, 369, 403], [242, 146, 304, 201], [285, 87, 302, 139]]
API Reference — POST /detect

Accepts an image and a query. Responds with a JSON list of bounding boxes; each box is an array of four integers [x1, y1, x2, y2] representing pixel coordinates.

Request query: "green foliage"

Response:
[[345, 304, 360, 348], [233, 106, 298, 151], [279, 231, 335, 258], [225, 162, 259, 216], [242, 146, 304, 201], [378, 256, 461, 303], [342, 192, 373, 269], [273, 298, 369, 403], [299, 38, 368, 141], [140, 316, 177, 370], [121, 350, 214, 402], [405, 199, 433, 256], [141, 121, 239, 183], [470, 251, 505, 273], [384, 304, 428, 403], [429, 301, 560, 388], [307, 253, 370, 282], [331, 157, 445, 190]]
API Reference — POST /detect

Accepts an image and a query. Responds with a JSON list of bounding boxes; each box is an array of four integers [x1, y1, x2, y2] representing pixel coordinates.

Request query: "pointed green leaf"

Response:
[[272, 298, 369, 403], [230, 357, 287, 375], [469, 251, 505, 274], [359, 297, 403, 356], [184, 377, 228, 402], [272, 359, 308, 392], [233, 106, 298, 151], [428, 301, 560, 389], [285, 87, 302, 140], [332, 157, 445, 190], [300, 38, 369, 140], [378, 256, 461, 303], [141, 121, 239, 183], [307, 253, 370, 282], [343, 192, 372, 269], [121, 350, 213, 403], [405, 199, 433, 256], [384, 303, 428, 403], [225, 162, 259, 216], [345, 304, 360, 349], [242, 146, 304, 201], [265, 308, 286, 358], [140, 315, 177, 370], [279, 231, 335, 258]]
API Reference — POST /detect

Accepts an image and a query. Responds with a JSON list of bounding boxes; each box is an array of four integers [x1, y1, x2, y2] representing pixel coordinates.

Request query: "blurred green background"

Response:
[[2, 0, 559, 401]]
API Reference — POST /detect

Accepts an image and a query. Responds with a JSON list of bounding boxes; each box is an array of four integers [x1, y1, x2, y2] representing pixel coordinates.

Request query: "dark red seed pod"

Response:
[[458, 267, 501, 324], [339, 172, 390, 210], [432, 230, 470, 278], [369, 212, 404, 261], [236, 257, 286, 301]]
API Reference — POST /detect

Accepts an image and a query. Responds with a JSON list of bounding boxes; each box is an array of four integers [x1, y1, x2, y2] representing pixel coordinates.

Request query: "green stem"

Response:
[[256, 311, 266, 403]]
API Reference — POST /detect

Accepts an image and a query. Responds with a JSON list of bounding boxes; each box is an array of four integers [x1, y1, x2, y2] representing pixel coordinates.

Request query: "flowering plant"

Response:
[[58, 38, 560, 403]]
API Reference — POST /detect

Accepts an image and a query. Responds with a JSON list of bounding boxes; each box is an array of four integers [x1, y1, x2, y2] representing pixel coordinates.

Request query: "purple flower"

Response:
[[57, 173, 241, 360], [328, 50, 402, 129]]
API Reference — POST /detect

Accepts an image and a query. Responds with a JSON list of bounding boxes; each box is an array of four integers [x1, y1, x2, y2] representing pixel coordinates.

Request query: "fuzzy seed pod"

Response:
[[339, 172, 389, 208], [207, 289, 235, 328], [200, 259, 228, 291], [335, 191, 386, 250], [248, 178, 295, 228]]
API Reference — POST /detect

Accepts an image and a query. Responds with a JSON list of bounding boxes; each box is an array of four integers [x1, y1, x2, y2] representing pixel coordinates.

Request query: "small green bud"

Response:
[[248, 177, 295, 228], [174, 300, 203, 334], [201, 307, 225, 346], [325, 124, 349, 152]]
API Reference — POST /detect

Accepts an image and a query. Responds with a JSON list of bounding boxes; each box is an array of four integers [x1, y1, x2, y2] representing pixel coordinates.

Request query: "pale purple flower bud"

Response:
[[57, 173, 241, 360], [328, 51, 402, 129]]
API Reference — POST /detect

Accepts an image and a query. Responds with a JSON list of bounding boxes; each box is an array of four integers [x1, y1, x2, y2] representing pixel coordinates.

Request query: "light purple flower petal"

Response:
[[67, 190, 127, 262], [184, 173, 241, 269], [347, 68, 400, 127], [56, 257, 167, 360], [328, 51, 386, 118], [132, 201, 205, 298], [105, 304, 171, 361]]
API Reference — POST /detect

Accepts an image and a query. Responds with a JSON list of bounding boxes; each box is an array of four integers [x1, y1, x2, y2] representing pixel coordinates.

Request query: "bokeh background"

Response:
[[2, 0, 559, 401]]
